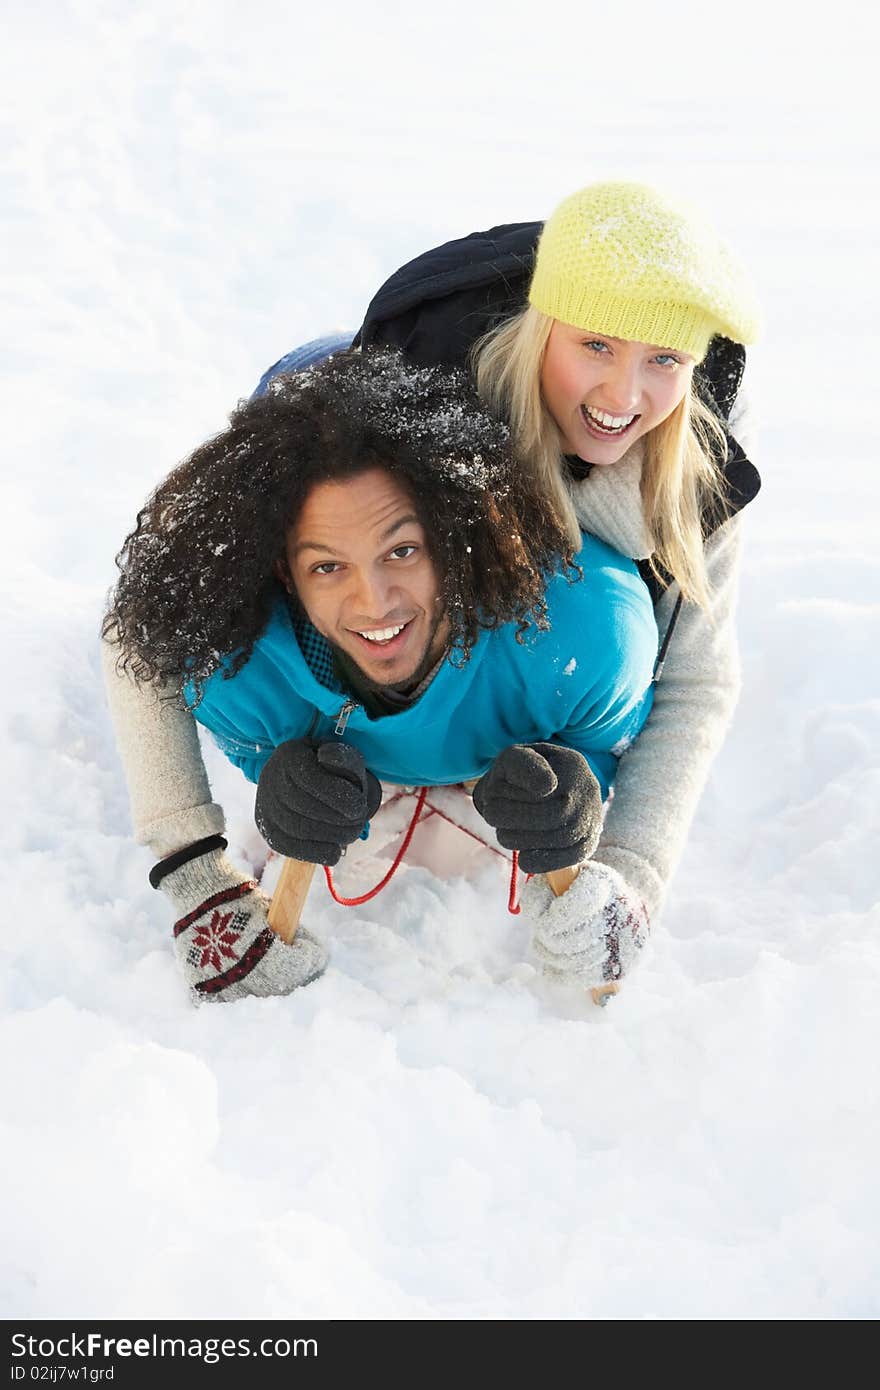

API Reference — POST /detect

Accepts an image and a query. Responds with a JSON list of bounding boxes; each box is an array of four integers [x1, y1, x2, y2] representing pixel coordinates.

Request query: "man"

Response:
[[103, 350, 656, 1004]]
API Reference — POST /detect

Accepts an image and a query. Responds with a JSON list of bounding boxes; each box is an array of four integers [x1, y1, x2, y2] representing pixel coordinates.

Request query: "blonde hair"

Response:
[[472, 305, 731, 609]]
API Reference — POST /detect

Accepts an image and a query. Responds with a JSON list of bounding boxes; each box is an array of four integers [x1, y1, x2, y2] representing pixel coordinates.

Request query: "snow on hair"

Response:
[[103, 349, 576, 699]]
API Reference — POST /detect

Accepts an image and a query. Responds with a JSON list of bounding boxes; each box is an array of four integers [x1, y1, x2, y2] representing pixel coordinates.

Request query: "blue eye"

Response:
[[654, 354, 682, 368], [583, 340, 610, 353]]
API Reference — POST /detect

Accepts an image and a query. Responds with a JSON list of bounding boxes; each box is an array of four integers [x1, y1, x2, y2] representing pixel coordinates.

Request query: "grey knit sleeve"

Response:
[[591, 513, 744, 918], [101, 636, 225, 858]]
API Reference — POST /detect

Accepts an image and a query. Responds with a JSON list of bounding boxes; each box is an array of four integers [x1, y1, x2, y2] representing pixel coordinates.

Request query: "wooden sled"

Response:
[[267, 854, 619, 1009]]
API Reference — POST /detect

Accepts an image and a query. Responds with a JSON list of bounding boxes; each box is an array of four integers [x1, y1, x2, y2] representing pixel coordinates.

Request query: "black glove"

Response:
[[255, 739, 383, 865], [472, 742, 603, 874]]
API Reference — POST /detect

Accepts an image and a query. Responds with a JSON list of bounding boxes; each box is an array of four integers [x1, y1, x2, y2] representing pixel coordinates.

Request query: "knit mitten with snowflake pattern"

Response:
[[157, 846, 327, 1004]]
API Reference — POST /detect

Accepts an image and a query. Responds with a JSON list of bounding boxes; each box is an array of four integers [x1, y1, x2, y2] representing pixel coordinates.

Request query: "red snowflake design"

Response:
[[190, 908, 242, 972]]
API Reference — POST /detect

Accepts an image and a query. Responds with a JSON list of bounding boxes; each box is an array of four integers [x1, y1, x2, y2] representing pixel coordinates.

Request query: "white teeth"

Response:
[[358, 624, 405, 642], [585, 405, 635, 430]]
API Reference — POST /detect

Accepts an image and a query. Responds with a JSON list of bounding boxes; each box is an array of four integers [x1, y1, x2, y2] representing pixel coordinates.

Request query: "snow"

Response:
[[3, 0, 879, 1320]]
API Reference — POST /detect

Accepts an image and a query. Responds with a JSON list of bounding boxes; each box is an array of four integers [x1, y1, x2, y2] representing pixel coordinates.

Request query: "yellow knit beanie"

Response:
[[528, 181, 761, 361]]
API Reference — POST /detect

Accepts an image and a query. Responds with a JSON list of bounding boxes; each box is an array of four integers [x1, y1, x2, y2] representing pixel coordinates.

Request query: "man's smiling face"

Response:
[[284, 467, 450, 691]]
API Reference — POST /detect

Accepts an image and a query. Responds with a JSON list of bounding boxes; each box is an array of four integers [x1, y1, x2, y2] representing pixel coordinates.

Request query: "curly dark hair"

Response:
[[104, 349, 577, 701]]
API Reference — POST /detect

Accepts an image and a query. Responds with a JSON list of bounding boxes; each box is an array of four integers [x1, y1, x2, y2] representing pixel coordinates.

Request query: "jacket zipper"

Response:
[[334, 699, 360, 735]]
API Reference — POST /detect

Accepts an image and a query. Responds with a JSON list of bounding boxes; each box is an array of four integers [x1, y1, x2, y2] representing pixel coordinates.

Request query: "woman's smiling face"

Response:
[[540, 320, 695, 465]]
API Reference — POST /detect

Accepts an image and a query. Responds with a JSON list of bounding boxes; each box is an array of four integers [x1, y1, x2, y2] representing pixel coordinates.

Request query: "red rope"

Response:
[[508, 850, 522, 914], [324, 785, 429, 906], [323, 784, 526, 914], [418, 800, 509, 861]]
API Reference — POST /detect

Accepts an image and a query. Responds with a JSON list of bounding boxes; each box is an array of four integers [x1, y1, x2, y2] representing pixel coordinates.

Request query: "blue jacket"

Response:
[[188, 533, 658, 800]]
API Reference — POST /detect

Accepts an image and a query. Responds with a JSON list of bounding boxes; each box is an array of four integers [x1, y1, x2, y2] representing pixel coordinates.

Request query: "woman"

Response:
[[103, 180, 761, 1004]]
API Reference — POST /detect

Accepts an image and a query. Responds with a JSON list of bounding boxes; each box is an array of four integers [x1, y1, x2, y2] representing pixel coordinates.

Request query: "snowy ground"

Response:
[[3, 1, 878, 1319]]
